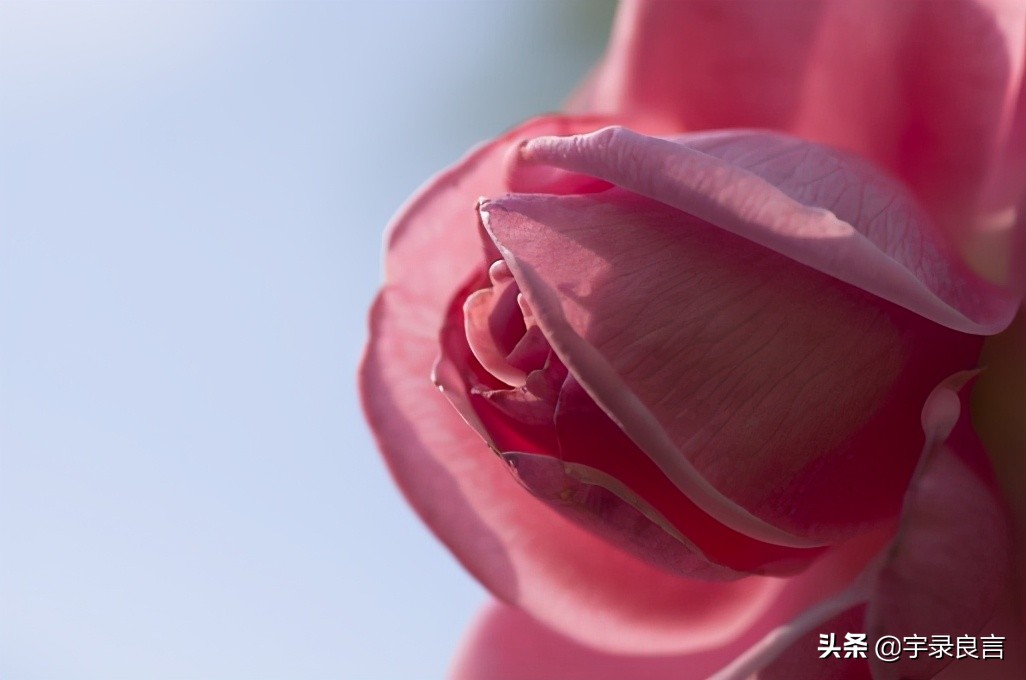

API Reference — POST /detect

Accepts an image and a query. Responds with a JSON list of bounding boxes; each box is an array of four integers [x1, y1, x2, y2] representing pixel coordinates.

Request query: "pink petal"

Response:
[[438, 272, 825, 578], [449, 601, 726, 680], [571, 0, 1026, 281], [481, 185, 981, 542], [516, 127, 1018, 334], [464, 260, 529, 387], [496, 450, 753, 581], [453, 603, 668, 680], [714, 383, 1013, 680], [548, 373, 821, 576], [451, 530, 888, 680], [362, 115, 789, 652], [866, 430, 1013, 679]]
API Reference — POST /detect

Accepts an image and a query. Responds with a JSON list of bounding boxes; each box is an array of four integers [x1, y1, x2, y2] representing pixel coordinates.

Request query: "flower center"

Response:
[[463, 260, 550, 387]]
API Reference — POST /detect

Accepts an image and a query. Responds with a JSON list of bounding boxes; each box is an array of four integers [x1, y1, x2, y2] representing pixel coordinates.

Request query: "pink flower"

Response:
[[360, 1, 1026, 678]]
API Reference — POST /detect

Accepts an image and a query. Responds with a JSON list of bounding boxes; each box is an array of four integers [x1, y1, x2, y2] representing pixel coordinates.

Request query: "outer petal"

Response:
[[362, 115, 785, 653], [714, 382, 1013, 680], [451, 602, 675, 680], [516, 127, 1018, 334], [866, 431, 1011, 679], [481, 183, 980, 541], [571, 0, 1026, 281], [451, 529, 888, 680]]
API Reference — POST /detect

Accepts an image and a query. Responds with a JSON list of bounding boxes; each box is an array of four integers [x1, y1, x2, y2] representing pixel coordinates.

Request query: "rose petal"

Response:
[[516, 127, 1018, 334], [481, 186, 980, 542], [464, 261, 529, 387], [866, 430, 1012, 679], [498, 450, 749, 581], [449, 601, 729, 680], [451, 530, 887, 680], [571, 0, 1026, 280], [550, 374, 821, 575], [714, 388, 1012, 680]]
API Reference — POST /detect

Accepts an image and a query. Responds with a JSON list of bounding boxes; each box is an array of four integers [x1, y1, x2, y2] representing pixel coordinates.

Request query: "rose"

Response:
[[360, 1, 1026, 678], [361, 1, 1026, 677]]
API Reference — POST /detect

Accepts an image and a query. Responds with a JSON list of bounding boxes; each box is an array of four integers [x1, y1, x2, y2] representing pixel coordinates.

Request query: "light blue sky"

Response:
[[0, 2, 613, 678]]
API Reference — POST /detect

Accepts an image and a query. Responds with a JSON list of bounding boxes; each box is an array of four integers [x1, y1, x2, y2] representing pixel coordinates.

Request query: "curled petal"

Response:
[[481, 181, 980, 542], [548, 374, 820, 574], [464, 261, 529, 386], [572, 0, 1026, 281], [516, 127, 1018, 334]]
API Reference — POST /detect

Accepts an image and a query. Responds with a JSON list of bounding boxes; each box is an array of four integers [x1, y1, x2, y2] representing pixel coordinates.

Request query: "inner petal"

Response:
[[480, 188, 984, 542], [436, 269, 824, 577], [464, 260, 529, 386], [551, 373, 822, 575]]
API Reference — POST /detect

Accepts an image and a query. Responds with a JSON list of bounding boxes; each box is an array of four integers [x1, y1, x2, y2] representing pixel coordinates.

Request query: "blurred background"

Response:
[[0, 1, 615, 678]]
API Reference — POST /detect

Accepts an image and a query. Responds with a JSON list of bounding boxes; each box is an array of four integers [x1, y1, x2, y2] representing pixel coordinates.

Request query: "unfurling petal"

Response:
[[515, 128, 1018, 334]]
